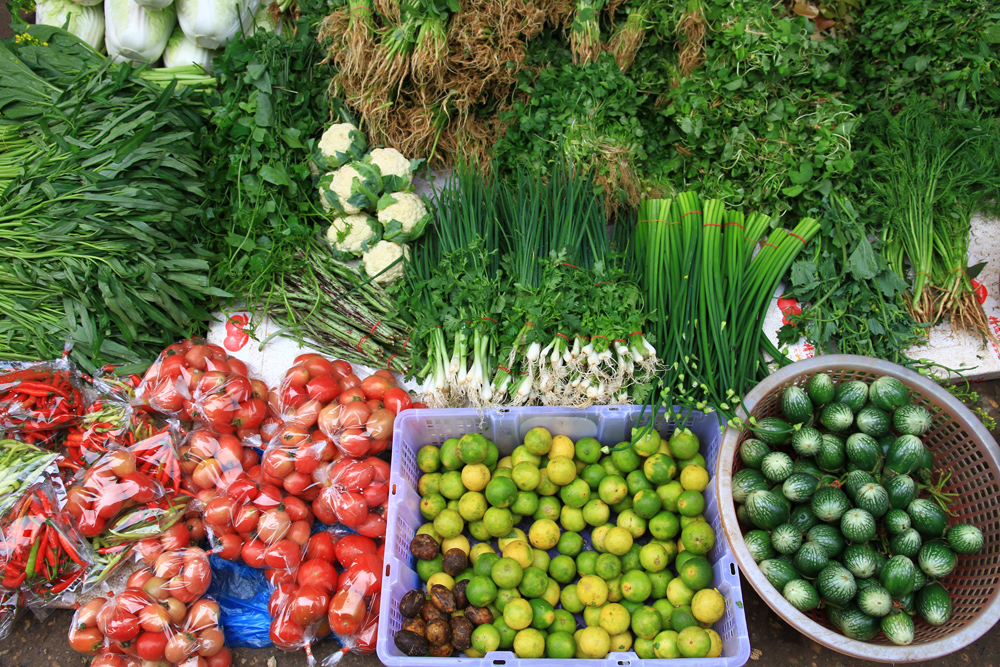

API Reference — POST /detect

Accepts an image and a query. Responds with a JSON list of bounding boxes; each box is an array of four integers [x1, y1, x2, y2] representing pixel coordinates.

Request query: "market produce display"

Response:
[[734, 373, 986, 645], [398, 424, 729, 659]]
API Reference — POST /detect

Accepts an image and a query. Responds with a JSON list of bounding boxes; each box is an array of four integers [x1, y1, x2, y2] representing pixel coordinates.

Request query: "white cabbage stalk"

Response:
[[162, 25, 215, 70], [175, 0, 261, 49], [105, 0, 177, 63], [36, 0, 105, 50], [134, 0, 176, 12], [65, 0, 102, 9]]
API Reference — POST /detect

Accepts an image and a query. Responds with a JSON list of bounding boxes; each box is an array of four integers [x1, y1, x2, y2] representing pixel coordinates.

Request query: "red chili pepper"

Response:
[[34, 531, 48, 576], [54, 531, 84, 566], [3, 572, 26, 588], [50, 569, 82, 593], [0, 370, 52, 384]]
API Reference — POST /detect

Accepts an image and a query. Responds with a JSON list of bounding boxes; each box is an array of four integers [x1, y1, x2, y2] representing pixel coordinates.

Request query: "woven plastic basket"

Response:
[[717, 355, 1000, 662]]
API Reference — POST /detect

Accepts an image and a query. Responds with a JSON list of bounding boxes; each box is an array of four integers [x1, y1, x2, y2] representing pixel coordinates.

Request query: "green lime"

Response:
[[583, 605, 602, 628], [604, 527, 633, 556], [475, 552, 501, 578], [626, 470, 654, 495], [493, 467, 513, 480], [456, 569, 475, 583], [676, 490, 705, 517], [485, 476, 518, 508], [674, 550, 696, 571], [446, 499, 460, 512], [639, 543, 668, 572], [483, 507, 513, 538], [513, 627, 545, 658], [441, 438, 462, 470], [681, 520, 715, 555], [557, 530, 583, 557], [559, 478, 591, 508], [469, 520, 491, 541], [439, 470, 466, 500], [415, 551, 444, 581], [492, 557, 524, 589], [543, 577, 560, 607], [524, 427, 553, 456], [621, 569, 652, 603], [434, 508, 464, 538], [595, 553, 622, 580], [582, 499, 611, 526], [551, 609, 577, 635], [417, 472, 441, 497], [546, 456, 576, 486], [591, 524, 613, 552], [471, 623, 500, 653], [546, 630, 575, 658], [678, 453, 707, 472], [631, 605, 663, 640], [511, 490, 539, 517], [606, 575, 623, 602], [420, 493, 447, 520], [531, 548, 550, 573], [497, 456, 513, 469], [495, 587, 521, 611], [677, 625, 710, 658], [669, 429, 700, 460], [575, 437, 602, 463], [498, 528, 527, 551], [533, 470, 556, 498], [621, 599, 642, 615], [691, 588, 726, 624], [484, 441, 500, 469], [417, 445, 441, 473], [649, 570, 673, 599], [634, 636, 656, 659], [679, 514, 705, 529], [494, 617, 517, 649], [601, 455, 622, 477], [559, 506, 586, 533], [511, 445, 542, 468], [533, 496, 561, 522], [518, 566, 549, 598], [458, 433, 490, 465], [678, 555, 714, 591], [649, 510, 681, 540], [559, 583, 584, 613], [467, 576, 498, 606], [471, 542, 495, 563], [653, 598, 674, 629], [657, 481, 684, 512], [670, 604, 697, 632], [549, 555, 577, 584], [581, 463, 607, 490], [599, 603, 631, 635], [576, 550, 598, 576], [621, 544, 643, 572], [611, 445, 642, 474], [643, 453, 678, 486], [512, 462, 541, 491], [667, 577, 695, 607], [458, 491, 488, 522], [598, 475, 629, 505], [611, 497, 634, 515], [529, 598, 555, 630], [578, 626, 611, 659], [652, 630, 680, 659], [617, 509, 647, 538], [631, 426, 662, 457], [528, 519, 561, 550], [503, 598, 534, 631]]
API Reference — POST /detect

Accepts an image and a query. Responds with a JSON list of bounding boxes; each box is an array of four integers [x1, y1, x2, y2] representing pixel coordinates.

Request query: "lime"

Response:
[[599, 603, 631, 635], [518, 566, 549, 598], [442, 534, 470, 556], [679, 514, 706, 529], [512, 627, 545, 658], [667, 577, 695, 606], [595, 553, 622, 580], [681, 521, 715, 555], [475, 552, 501, 578], [457, 569, 475, 583], [511, 446, 542, 468], [577, 575, 609, 607], [559, 583, 584, 613], [626, 470, 654, 495], [546, 456, 576, 486], [643, 453, 678, 486], [559, 478, 591, 508], [497, 456, 514, 469], [472, 623, 500, 653], [669, 429, 700, 460], [575, 458, 587, 474], [671, 604, 697, 631], [545, 435, 572, 460], [680, 464, 709, 492], [639, 543, 668, 572], [621, 569, 652, 603], [512, 462, 541, 491], [559, 506, 586, 533], [471, 542, 495, 563], [417, 472, 441, 497], [458, 433, 490, 465], [604, 527, 634, 556], [544, 577, 561, 607], [582, 499, 611, 526], [612, 496, 634, 516], [621, 599, 642, 615], [493, 467, 513, 480], [598, 475, 629, 505], [528, 519, 561, 550], [601, 454, 622, 477], [549, 555, 577, 584], [501, 540, 534, 569], [678, 453, 707, 471], [631, 606, 662, 640], [552, 609, 577, 635], [440, 471, 466, 499], [557, 530, 583, 557], [621, 544, 643, 572], [591, 524, 613, 552], [617, 509, 647, 538], [581, 463, 607, 490], [634, 636, 656, 659], [467, 576, 498, 606], [674, 550, 696, 571], [677, 625, 711, 658], [649, 571, 673, 599], [458, 491, 488, 522], [611, 445, 642, 474], [657, 481, 684, 512], [546, 630, 576, 659], [495, 587, 521, 611], [583, 605, 602, 628], [531, 548, 550, 573], [575, 437, 602, 463], [417, 445, 441, 473], [576, 550, 598, 576], [420, 493, 447, 520], [511, 490, 539, 517], [446, 499, 461, 512], [678, 555, 714, 591], [503, 598, 534, 631], [427, 572, 455, 590], [676, 490, 705, 517], [652, 630, 680, 659], [606, 576, 623, 602], [529, 598, 555, 629], [492, 617, 516, 649], [533, 495, 561, 522], [691, 588, 726, 624], [535, 470, 557, 499], [482, 508, 511, 539], [434, 508, 464, 538], [523, 427, 553, 456], [578, 626, 611, 659], [653, 599, 674, 628], [485, 476, 518, 509], [485, 441, 500, 469], [705, 628, 723, 657], [461, 463, 490, 492], [469, 520, 491, 541], [498, 528, 527, 551], [649, 510, 681, 540], [441, 438, 462, 470], [631, 426, 662, 457], [609, 631, 632, 653], [492, 557, 524, 589], [416, 553, 444, 581]]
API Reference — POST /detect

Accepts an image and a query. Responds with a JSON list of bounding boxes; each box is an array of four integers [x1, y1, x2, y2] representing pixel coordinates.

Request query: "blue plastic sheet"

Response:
[[207, 554, 273, 648]]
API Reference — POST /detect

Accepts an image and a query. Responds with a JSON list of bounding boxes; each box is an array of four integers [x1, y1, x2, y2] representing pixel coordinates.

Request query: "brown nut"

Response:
[[464, 605, 493, 626], [425, 619, 452, 646], [452, 579, 469, 610], [401, 617, 426, 637], [394, 630, 429, 657], [421, 601, 448, 623], [399, 589, 426, 618], [442, 548, 469, 577], [428, 643, 454, 658], [450, 616, 474, 651], [410, 534, 440, 561], [430, 584, 457, 613]]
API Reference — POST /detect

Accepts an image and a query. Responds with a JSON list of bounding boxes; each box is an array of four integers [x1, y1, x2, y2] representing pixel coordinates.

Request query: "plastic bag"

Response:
[[310, 456, 389, 538], [321, 534, 383, 662], [65, 373, 151, 468], [204, 554, 272, 648], [0, 439, 60, 518], [0, 358, 88, 443], [0, 588, 19, 643]]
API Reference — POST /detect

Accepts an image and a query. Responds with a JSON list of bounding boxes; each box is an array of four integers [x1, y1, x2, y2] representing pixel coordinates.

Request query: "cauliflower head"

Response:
[[316, 122, 366, 170], [366, 147, 419, 191], [362, 240, 410, 285], [326, 213, 383, 256], [318, 161, 382, 215], [377, 191, 432, 243]]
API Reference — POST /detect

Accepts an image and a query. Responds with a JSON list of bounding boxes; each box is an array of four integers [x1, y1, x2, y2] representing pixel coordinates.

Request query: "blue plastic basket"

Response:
[[377, 406, 751, 667]]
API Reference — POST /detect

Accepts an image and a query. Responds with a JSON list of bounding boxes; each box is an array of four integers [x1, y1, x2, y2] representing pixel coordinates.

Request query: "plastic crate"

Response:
[[377, 406, 751, 667]]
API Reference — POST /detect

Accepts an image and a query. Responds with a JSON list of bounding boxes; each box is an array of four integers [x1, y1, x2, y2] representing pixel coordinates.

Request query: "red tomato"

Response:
[[224, 375, 252, 403], [373, 369, 397, 384], [232, 398, 266, 429], [333, 535, 377, 570], [231, 504, 259, 533], [198, 371, 229, 395], [164, 631, 198, 663], [410, 402, 429, 410], [337, 386, 366, 405], [185, 345, 214, 371], [249, 379, 268, 401], [200, 395, 237, 434], [282, 470, 312, 497], [284, 365, 311, 387], [365, 409, 394, 440], [259, 417, 282, 443], [203, 497, 235, 527], [207, 647, 233, 667], [288, 585, 330, 626], [262, 448, 294, 478], [241, 539, 268, 568], [356, 513, 386, 538], [269, 617, 306, 651], [287, 520, 311, 547], [126, 568, 153, 591], [227, 477, 259, 504], [286, 399, 322, 430], [311, 494, 337, 526], [160, 522, 191, 551], [100, 610, 140, 643], [338, 460, 374, 490], [327, 589, 365, 637], [74, 598, 107, 630], [342, 554, 381, 596], [330, 360, 353, 379], [294, 443, 321, 475], [136, 631, 169, 661], [302, 356, 335, 378], [365, 399, 385, 412], [269, 583, 299, 617], [185, 599, 220, 633], [367, 457, 390, 482], [197, 627, 226, 657], [304, 533, 337, 563], [362, 482, 388, 508], [159, 355, 189, 380], [334, 492, 368, 527], [338, 428, 373, 457], [185, 517, 207, 542], [77, 511, 106, 537], [383, 387, 412, 414], [264, 539, 302, 570], [354, 614, 379, 653], [306, 376, 340, 403], [360, 375, 391, 401], [278, 426, 310, 448], [257, 509, 291, 544], [297, 559, 338, 592], [281, 383, 308, 410], [215, 534, 243, 561], [68, 626, 105, 654], [254, 484, 282, 511], [282, 495, 310, 522], [265, 568, 297, 586]]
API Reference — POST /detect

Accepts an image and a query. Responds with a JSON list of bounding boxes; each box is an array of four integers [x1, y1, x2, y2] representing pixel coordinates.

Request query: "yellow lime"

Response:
[[511, 445, 542, 468], [680, 464, 709, 492], [705, 628, 723, 657], [669, 429, 700, 460], [560, 505, 586, 533], [542, 577, 561, 607], [420, 493, 447, 520], [501, 540, 534, 569], [417, 445, 441, 473], [591, 524, 613, 552], [503, 598, 534, 631], [512, 462, 541, 491], [667, 577, 695, 606], [491, 557, 524, 589], [577, 575, 609, 607], [599, 603, 631, 635], [676, 626, 711, 658], [523, 427, 553, 455], [578, 626, 611, 659], [631, 426, 662, 457], [433, 508, 464, 539], [549, 435, 575, 460], [471, 542, 495, 564], [609, 631, 633, 653], [498, 527, 527, 551], [458, 433, 490, 464], [513, 628, 545, 658], [442, 534, 470, 556], [471, 623, 500, 653], [598, 475, 629, 505], [560, 583, 584, 613], [427, 572, 455, 591], [418, 472, 441, 496], [528, 519, 560, 550], [604, 526, 634, 556], [681, 521, 715, 555], [546, 456, 576, 486], [691, 588, 726, 624], [462, 463, 491, 491], [631, 606, 662, 640], [652, 630, 680, 659], [458, 492, 487, 522], [497, 456, 513, 469]]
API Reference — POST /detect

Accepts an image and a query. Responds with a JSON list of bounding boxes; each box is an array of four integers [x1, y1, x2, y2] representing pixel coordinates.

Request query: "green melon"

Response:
[[908, 498, 949, 539], [793, 541, 830, 578], [751, 417, 794, 446], [817, 563, 857, 605], [816, 434, 847, 472], [760, 558, 800, 592], [884, 509, 911, 536], [841, 604, 880, 641], [855, 405, 891, 438], [746, 490, 790, 530], [781, 385, 814, 425], [917, 582, 952, 626], [889, 528, 923, 559], [782, 473, 820, 504], [947, 523, 984, 555], [918, 541, 957, 579], [868, 375, 910, 412], [881, 612, 915, 646], [771, 523, 804, 555], [740, 438, 771, 469], [879, 555, 917, 597], [835, 380, 869, 412], [788, 505, 820, 534], [783, 579, 821, 611], [843, 469, 875, 501], [885, 474, 917, 510], [807, 373, 836, 407], [807, 524, 846, 558], [886, 435, 925, 475], [791, 427, 823, 458], [842, 544, 879, 580], [811, 486, 850, 523], [745, 529, 777, 563], [841, 508, 877, 544], [820, 402, 854, 433], [732, 468, 769, 504], [857, 584, 893, 618], [855, 483, 890, 519], [792, 457, 824, 478], [761, 451, 795, 483], [846, 433, 882, 473], [894, 404, 933, 437]]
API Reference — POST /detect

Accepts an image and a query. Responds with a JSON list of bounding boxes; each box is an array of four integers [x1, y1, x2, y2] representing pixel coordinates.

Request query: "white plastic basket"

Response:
[[377, 406, 751, 667]]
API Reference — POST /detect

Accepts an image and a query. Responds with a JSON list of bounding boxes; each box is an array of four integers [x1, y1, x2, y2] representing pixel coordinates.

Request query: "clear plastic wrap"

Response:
[[0, 439, 60, 518], [309, 457, 389, 538], [321, 534, 382, 662], [0, 358, 87, 444]]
